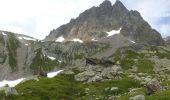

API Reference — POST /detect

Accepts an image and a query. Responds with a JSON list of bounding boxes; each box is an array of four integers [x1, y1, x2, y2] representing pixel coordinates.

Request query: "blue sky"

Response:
[[0, 0, 169, 39]]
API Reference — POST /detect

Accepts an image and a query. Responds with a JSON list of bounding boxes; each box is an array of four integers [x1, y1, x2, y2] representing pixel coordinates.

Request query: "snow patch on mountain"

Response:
[[128, 39, 136, 44], [92, 38, 98, 41], [25, 44, 29, 46], [71, 38, 83, 43], [47, 70, 63, 78], [58, 60, 62, 63], [47, 56, 56, 60], [18, 36, 37, 41], [0, 78, 25, 87], [107, 28, 121, 37], [1, 32, 7, 36], [55, 36, 65, 42]]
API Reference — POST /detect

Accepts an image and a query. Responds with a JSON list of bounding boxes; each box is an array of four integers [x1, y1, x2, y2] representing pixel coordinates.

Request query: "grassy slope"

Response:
[[2, 46, 170, 100], [5, 74, 140, 100], [114, 49, 154, 73]]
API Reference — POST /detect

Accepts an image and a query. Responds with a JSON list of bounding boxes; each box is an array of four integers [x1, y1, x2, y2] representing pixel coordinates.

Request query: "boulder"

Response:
[[74, 71, 95, 82], [101, 65, 122, 79], [110, 87, 119, 91], [5, 87, 18, 96], [0, 85, 19, 96], [146, 79, 161, 95], [129, 95, 145, 100], [87, 75, 103, 83]]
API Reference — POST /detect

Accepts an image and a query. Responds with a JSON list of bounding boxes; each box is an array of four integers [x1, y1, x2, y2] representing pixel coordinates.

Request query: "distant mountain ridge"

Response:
[[45, 0, 164, 46]]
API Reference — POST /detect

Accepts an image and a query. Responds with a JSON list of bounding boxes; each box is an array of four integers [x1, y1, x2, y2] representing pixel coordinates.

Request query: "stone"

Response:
[[5, 87, 18, 96], [146, 79, 161, 95], [101, 65, 122, 79], [88, 75, 103, 83], [74, 71, 95, 82], [110, 87, 119, 91], [129, 95, 145, 100], [61, 70, 75, 75]]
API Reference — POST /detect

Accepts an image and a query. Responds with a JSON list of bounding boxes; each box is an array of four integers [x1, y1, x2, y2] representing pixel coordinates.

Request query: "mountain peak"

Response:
[[113, 0, 127, 11], [99, 0, 112, 8]]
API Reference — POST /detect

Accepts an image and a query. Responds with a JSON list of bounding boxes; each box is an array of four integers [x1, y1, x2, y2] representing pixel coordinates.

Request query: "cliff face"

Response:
[[45, 0, 164, 46]]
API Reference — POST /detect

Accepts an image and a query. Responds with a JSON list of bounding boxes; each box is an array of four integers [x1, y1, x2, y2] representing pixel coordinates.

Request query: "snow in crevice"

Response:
[[107, 28, 122, 37], [92, 38, 98, 41], [0, 78, 25, 87], [55, 36, 65, 42], [25, 44, 29, 46], [18, 36, 37, 41], [58, 60, 62, 63], [71, 38, 83, 43], [47, 56, 56, 60], [128, 39, 136, 44], [130, 40, 136, 44], [47, 70, 64, 78], [2, 32, 7, 36]]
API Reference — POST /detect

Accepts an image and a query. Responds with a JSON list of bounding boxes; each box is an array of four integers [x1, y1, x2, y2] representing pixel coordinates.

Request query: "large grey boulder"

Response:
[[0, 85, 18, 96], [101, 65, 122, 79], [74, 71, 95, 82], [74, 65, 122, 82]]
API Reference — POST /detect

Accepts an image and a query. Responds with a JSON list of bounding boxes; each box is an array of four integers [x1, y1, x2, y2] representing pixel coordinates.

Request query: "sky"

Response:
[[0, 0, 169, 39]]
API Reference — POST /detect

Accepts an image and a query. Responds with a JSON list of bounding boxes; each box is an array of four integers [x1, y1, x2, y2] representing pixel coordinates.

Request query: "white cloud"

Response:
[[160, 24, 170, 36], [0, 0, 169, 39]]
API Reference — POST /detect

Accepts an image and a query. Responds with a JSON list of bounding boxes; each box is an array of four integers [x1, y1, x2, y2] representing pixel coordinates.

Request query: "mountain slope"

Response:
[[45, 0, 164, 46]]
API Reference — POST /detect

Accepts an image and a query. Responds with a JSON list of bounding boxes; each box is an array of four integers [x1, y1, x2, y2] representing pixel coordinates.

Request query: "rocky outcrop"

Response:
[[86, 58, 115, 66], [45, 0, 164, 46], [75, 65, 123, 83], [146, 79, 161, 95]]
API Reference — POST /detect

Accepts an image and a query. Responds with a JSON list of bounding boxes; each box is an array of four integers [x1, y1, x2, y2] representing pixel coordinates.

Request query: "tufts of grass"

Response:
[[30, 48, 61, 71], [114, 49, 154, 73], [5, 74, 140, 100]]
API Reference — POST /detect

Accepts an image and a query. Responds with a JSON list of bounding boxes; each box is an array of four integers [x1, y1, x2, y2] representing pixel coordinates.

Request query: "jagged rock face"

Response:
[[0, 31, 33, 80], [45, 0, 164, 46], [165, 36, 170, 44]]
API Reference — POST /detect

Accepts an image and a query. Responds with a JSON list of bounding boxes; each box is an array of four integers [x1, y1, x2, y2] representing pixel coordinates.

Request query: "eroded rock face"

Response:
[[45, 0, 164, 46]]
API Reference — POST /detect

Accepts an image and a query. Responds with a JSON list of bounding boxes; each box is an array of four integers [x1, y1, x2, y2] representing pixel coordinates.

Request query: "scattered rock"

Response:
[[110, 87, 119, 91], [61, 70, 75, 75], [146, 79, 161, 95], [0, 85, 19, 96], [74, 71, 95, 82], [88, 75, 103, 83], [129, 95, 145, 100], [74, 65, 122, 82], [101, 65, 122, 79]]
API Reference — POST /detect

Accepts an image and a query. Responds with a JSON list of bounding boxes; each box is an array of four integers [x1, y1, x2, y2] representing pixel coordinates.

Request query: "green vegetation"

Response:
[[7, 32, 20, 71], [146, 90, 170, 100], [30, 48, 61, 71], [118, 88, 146, 100], [0, 54, 7, 64], [0, 34, 5, 45], [149, 46, 170, 59], [74, 53, 85, 59], [4, 74, 140, 100], [114, 49, 154, 73]]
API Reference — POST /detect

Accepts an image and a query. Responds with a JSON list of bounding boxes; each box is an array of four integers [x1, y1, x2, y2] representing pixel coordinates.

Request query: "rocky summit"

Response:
[[0, 0, 170, 100], [45, 0, 164, 46]]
